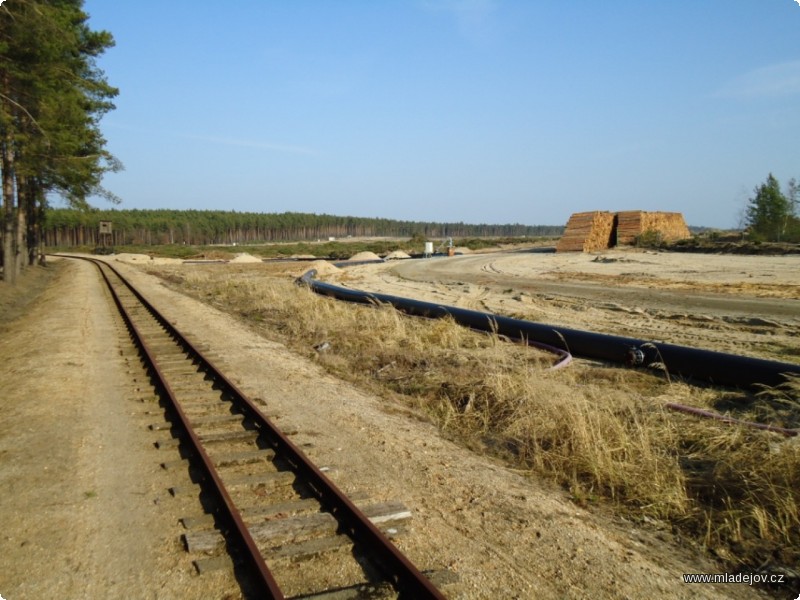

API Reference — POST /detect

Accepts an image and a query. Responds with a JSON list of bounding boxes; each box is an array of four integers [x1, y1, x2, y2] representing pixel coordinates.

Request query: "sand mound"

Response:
[[348, 251, 382, 262], [384, 250, 411, 260], [230, 253, 263, 263], [113, 253, 152, 263], [295, 260, 341, 278], [452, 247, 472, 254], [112, 253, 183, 266]]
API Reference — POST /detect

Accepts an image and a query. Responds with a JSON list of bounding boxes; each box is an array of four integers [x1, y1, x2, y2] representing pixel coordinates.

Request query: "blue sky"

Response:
[[82, 0, 800, 228]]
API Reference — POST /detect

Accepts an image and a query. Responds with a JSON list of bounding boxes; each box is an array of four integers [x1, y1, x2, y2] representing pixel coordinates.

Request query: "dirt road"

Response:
[[383, 250, 799, 319]]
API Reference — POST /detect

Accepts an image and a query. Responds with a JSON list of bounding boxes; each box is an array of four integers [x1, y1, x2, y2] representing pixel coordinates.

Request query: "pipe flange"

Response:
[[626, 347, 645, 366]]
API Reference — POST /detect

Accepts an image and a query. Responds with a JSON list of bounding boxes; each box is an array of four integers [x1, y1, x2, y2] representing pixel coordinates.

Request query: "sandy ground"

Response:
[[0, 260, 219, 600], [1, 247, 797, 599], [334, 249, 799, 363]]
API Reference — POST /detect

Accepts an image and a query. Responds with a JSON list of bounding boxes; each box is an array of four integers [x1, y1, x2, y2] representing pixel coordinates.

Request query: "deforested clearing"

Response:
[[145, 250, 799, 589]]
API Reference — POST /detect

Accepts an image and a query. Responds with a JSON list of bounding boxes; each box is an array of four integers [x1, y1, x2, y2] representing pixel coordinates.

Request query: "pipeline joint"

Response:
[[626, 346, 645, 366], [295, 269, 318, 287]]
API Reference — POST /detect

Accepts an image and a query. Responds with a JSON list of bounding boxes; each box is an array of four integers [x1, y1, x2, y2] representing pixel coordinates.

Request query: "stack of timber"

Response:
[[615, 211, 690, 245], [557, 210, 691, 252], [555, 211, 616, 252]]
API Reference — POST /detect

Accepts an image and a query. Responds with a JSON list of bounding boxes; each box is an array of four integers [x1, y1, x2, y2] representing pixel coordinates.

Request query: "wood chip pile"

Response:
[[557, 210, 691, 252], [615, 211, 690, 245], [555, 211, 616, 252]]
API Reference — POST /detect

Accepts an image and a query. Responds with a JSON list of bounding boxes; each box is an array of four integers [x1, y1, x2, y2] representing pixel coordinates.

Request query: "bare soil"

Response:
[[0, 260, 217, 599], [335, 249, 799, 364], [1, 247, 797, 599]]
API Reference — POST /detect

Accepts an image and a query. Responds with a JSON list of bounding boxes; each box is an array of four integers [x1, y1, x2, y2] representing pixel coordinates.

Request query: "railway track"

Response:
[[76, 256, 449, 599]]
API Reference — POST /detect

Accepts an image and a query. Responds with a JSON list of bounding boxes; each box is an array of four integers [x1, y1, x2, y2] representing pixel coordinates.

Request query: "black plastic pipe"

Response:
[[297, 270, 800, 390]]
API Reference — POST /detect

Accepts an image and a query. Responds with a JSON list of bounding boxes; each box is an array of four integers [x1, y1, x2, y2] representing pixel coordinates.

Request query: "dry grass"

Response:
[[151, 264, 800, 580]]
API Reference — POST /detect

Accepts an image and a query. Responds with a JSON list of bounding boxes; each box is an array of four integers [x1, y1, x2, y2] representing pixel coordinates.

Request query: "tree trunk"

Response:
[[16, 192, 26, 273], [2, 136, 17, 284], [23, 177, 43, 266]]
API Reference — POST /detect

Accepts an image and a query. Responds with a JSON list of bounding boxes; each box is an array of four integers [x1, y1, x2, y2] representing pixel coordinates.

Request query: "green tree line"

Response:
[[43, 208, 563, 247], [1, 0, 119, 284]]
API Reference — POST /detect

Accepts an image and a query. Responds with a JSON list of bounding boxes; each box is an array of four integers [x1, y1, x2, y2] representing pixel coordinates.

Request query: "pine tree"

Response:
[[0, 0, 119, 281], [745, 174, 792, 242]]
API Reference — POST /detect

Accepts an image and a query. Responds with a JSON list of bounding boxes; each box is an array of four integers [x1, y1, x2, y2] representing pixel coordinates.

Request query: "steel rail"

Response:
[[297, 269, 800, 390], [91, 259, 284, 598], [72, 256, 446, 600]]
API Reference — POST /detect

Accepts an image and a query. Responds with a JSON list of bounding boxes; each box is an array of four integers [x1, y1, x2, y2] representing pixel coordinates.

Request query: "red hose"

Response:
[[665, 402, 798, 437]]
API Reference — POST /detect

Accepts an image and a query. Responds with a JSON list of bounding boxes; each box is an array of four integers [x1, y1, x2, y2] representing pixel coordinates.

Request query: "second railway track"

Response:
[[76, 256, 450, 599]]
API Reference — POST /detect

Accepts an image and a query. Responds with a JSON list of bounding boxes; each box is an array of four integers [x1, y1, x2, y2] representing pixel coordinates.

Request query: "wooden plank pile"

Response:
[[555, 211, 616, 252], [557, 210, 691, 252], [615, 211, 690, 245], [614, 210, 644, 245]]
